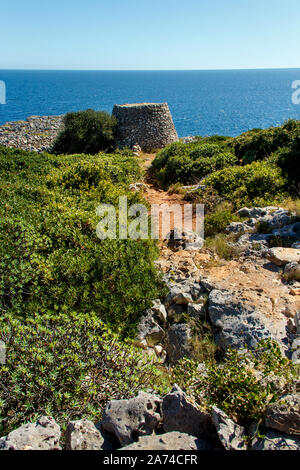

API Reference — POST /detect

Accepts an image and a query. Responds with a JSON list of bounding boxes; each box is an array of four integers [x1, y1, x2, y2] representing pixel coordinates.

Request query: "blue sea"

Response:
[[0, 69, 300, 137]]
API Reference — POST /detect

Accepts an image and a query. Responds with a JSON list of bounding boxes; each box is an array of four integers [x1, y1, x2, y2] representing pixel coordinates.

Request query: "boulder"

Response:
[[187, 301, 207, 320], [151, 299, 167, 323], [291, 338, 300, 363], [165, 324, 191, 365], [265, 247, 300, 266], [65, 419, 105, 450], [208, 289, 276, 351], [284, 262, 300, 281], [0, 416, 61, 450], [265, 394, 300, 435], [212, 406, 247, 450], [162, 385, 215, 440], [166, 229, 203, 252], [101, 392, 162, 447], [120, 431, 212, 450], [137, 309, 165, 346]]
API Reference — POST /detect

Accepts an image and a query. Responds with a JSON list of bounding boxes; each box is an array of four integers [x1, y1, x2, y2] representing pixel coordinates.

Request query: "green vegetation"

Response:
[[0, 312, 168, 435], [153, 142, 237, 188], [0, 146, 164, 334], [172, 339, 299, 425], [52, 109, 117, 155]]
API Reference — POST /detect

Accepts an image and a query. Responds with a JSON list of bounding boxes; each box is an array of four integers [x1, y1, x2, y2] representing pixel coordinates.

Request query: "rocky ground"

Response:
[[1, 386, 300, 450], [0, 115, 64, 152]]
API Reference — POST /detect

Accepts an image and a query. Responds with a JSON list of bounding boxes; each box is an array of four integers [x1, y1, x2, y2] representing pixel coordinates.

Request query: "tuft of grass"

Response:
[[205, 234, 241, 261]]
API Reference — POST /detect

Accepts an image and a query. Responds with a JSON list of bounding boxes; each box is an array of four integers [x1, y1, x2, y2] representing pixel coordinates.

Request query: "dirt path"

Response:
[[140, 152, 197, 239]]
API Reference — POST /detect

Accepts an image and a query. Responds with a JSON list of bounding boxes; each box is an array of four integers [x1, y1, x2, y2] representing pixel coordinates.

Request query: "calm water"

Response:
[[0, 69, 300, 137]]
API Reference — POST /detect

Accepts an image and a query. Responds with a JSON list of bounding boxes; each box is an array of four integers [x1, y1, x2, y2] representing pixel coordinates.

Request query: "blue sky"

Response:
[[1, 0, 300, 70]]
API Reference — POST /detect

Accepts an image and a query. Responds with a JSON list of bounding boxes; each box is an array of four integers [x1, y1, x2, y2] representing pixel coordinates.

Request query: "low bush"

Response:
[[230, 119, 300, 164], [0, 312, 167, 435], [153, 142, 237, 188], [172, 340, 299, 425], [52, 109, 117, 155], [204, 160, 287, 208]]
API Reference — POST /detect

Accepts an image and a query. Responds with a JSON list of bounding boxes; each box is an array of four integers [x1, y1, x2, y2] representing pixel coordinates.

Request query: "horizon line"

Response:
[[1, 67, 300, 72]]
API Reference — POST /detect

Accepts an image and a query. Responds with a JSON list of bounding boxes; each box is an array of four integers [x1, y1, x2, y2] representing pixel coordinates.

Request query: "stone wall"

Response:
[[112, 103, 178, 152]]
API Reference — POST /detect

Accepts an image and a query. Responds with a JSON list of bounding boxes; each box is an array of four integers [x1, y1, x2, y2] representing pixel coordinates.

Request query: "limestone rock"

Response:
[[65, 419, 105, 450], [165, 324, 191, 365], [284, 262, 300, 281], [151, 299, 167, 323], [212, 406, 247, 450], [0, 416, 61, 450], [120, 431, 212, 450], [265, 247, 300, 266], [162, 385, 215, 440], [251, 427, 300, 450], [137, 309, 165, 346], [187, 301, 207, 320], [102, 392, 162, 447], [265, 394, 300, 435], [208, 289, 276, 351]]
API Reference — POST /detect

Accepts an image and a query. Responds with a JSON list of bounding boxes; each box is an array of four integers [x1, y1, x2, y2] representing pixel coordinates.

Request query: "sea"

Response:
[[0, 69, 300, 137]]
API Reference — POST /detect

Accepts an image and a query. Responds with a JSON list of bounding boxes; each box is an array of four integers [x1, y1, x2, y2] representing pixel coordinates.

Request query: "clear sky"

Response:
[[1, 0, 300, 70]]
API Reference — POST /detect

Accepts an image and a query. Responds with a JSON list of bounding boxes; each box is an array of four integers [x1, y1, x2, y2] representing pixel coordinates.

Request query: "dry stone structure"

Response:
[[112, 102, 178, 151]]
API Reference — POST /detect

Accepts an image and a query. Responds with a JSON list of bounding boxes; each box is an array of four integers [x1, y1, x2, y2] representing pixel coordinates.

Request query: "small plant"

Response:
[[205, 234, 241, 260]]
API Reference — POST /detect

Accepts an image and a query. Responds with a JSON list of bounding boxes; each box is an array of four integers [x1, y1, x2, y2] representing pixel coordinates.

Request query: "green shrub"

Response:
[[204, 160, 287, 208], [0, 147, 164, 335], [231, 120, 300, 164], [0, 312, 166, 435], [153, 142, 237, 188], [52, 109, 117, 155], [172, 340, 299, 425], [270, 147, 300, 190]]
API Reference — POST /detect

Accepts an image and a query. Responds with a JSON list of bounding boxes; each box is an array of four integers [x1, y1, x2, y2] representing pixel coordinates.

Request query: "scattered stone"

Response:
[[265, 394, 300, 435], [120, 431, 212, 450], [162, 385, 215, 440], [166, 229, 204, 252], [129, 182, 148, 192], [212, 406, 247, 450], [101, 392, 162, 447], [0, 416, 61, 450], [66, 419, 104, 450]]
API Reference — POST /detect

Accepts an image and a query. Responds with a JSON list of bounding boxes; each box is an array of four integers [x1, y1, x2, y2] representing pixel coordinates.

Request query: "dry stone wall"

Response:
[[112, 102, 178, 151]]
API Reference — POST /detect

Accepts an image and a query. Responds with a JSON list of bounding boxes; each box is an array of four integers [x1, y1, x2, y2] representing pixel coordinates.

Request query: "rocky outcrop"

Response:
[[120, 432, 212, 450], [112, 103, 178, 151], [208, 289, 284, 352], [101, 392, 162, 447], [0, 416, 61, 450]]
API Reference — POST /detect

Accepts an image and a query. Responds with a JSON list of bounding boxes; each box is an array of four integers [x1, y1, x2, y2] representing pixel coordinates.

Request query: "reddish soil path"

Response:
[[140, 153, 197, 239]]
